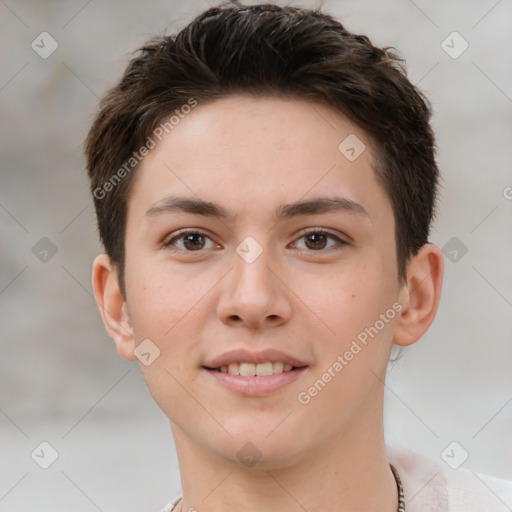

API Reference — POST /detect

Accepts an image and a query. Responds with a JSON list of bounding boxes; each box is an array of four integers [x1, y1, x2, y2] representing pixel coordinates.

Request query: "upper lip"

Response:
[[203, 348, 308, 369]]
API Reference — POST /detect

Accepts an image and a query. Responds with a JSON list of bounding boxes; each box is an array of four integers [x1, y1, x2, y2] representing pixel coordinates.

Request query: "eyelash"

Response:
[[162, 228, 348, 254]]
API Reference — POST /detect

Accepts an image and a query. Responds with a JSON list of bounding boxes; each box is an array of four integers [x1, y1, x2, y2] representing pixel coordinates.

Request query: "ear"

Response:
[[393, 243, 444, 347], [92, 253, 137, 360]]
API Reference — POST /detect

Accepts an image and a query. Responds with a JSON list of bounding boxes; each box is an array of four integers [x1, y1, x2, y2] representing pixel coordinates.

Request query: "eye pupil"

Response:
[[305, 233, 327, 250], [184, 233, 205, 250], [169, 230, 340, 253]]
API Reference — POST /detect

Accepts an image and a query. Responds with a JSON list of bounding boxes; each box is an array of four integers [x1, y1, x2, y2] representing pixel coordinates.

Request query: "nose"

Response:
[[216, 246, 293, 330]]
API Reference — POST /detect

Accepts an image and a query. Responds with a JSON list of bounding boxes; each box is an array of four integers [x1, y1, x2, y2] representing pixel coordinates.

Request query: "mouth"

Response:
[[203, 361, 308, 396], [205, 361, 305, 376], [202, 348, 309, 395]]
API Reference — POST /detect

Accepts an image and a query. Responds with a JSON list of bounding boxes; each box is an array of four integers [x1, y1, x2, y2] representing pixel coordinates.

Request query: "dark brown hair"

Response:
[[85, 2, 439, 299]]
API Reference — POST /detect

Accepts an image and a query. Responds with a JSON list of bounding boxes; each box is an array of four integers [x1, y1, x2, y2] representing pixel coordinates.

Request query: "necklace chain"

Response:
[[390, 463, 406, 512], [175, 464, 405, 512]]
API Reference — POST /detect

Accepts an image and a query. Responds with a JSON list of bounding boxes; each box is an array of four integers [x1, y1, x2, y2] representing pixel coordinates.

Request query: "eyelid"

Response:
[[293, 226, 348, 241], [289, 227, 349, 250], [162, 228, 220, 250], [163, 227, 349, 252]]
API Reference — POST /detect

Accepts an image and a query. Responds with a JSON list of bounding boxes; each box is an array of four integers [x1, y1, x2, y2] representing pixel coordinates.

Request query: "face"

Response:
[[121, 95, 405, 468]]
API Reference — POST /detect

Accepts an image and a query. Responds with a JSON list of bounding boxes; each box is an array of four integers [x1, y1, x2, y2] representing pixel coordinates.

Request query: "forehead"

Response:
[[126, 95, 392, 227]]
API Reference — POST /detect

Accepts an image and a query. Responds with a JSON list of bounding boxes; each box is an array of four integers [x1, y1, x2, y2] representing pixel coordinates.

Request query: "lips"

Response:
[[205, 365, 308, 395], [218, 361, 294, 376], [203, 348, 308, 370], [202, 348, 309, 395]]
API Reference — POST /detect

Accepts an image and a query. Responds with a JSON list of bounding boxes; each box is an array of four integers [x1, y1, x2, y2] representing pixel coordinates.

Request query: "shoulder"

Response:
[[387, 443, 512, 512]]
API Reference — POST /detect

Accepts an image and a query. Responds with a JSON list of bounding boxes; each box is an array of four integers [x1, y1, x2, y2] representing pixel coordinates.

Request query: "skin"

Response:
[[92, 95, 443, 512]]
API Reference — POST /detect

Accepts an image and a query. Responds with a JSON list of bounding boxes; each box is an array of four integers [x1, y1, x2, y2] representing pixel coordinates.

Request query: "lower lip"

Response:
[[204, 367, 308, 396]]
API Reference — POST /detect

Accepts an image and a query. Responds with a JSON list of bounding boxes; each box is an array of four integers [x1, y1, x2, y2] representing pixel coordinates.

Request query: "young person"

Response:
[[85, 3, 511, 511]]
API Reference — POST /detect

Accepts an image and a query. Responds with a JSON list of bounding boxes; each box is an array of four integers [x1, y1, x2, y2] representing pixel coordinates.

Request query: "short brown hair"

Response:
[[85, 2, 439, 299]]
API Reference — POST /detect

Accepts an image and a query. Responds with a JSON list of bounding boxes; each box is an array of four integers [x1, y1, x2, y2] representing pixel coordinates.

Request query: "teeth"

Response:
[[218, 362, 296, 376], [239, 362, 255, 377], [256, 362, 273, 376], [273, 361, 284, 373]]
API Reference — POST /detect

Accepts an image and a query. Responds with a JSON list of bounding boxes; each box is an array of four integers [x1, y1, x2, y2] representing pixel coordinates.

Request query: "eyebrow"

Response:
[[145, 195, 369, 221]]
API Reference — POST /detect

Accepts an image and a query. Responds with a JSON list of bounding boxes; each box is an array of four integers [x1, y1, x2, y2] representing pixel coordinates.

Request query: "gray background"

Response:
[[1, 0, 511, 510]]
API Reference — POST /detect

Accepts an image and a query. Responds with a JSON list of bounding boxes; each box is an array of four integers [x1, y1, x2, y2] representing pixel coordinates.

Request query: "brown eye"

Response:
[[304, 232, 329, 250], [293, 229, 347, 252], [164, 230, 218, 252], [182, 233, 206, 250]]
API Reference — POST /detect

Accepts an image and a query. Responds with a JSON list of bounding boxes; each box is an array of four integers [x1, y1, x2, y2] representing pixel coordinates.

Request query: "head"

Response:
[[87, 3, 443, 468]]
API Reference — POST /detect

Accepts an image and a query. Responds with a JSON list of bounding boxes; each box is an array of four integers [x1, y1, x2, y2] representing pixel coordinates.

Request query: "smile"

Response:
[[202, 348, 309, 395], [214, 361, 296, 376], [204, 365, 308, 395]]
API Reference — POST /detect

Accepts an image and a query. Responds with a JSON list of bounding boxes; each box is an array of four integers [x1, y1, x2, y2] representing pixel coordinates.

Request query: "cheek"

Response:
[[125, 258, 211, 403], [127, 258, 210, 340], [308, 257, 394, 337], [127, 261, 207, 422], [305, 256, 397, 394], [294, 279, 397, 431]]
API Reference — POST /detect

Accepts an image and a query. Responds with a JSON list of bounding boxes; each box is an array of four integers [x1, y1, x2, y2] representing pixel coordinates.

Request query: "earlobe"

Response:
[[393, 243, 444, 347], [92, 253, 137, 361]]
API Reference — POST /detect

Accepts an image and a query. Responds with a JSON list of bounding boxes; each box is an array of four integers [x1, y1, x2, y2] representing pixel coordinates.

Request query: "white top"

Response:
[[159, 444, 512, 511]]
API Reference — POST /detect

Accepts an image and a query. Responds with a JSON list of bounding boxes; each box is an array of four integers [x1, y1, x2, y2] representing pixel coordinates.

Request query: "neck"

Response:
[[170, 398, 398, 512]]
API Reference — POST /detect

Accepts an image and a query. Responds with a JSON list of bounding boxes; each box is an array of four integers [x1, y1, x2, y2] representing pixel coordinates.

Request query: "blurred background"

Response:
[[1, 0, 511, 510]]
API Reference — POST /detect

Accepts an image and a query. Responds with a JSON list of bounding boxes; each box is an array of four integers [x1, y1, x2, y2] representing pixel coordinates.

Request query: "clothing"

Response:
[[159, 444, 512, 511]]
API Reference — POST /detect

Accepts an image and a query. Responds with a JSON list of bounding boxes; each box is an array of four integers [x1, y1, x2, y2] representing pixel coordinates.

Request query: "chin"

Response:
[[209, 423, 308, 470]]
